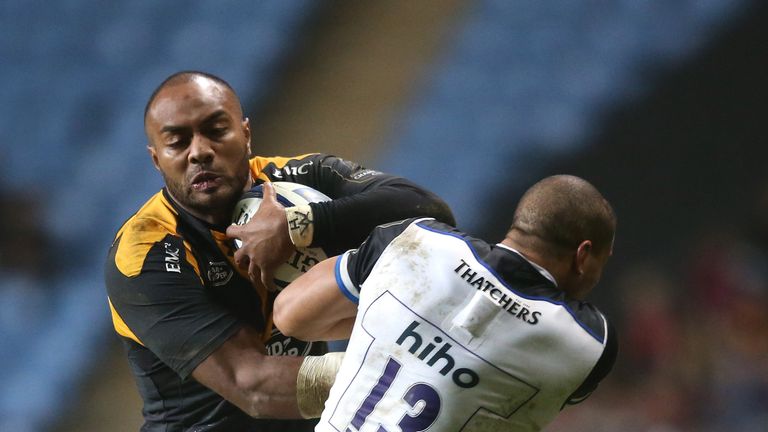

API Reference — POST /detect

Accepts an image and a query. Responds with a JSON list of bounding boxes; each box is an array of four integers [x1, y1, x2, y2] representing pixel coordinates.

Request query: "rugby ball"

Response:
[[232, 182, 331, 288]]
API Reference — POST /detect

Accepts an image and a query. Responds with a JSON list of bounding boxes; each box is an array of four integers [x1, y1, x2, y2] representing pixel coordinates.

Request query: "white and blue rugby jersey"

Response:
[[321, 218, 616, 432]]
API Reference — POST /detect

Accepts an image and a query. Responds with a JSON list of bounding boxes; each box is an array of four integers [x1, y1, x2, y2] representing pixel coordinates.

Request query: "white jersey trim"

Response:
[[335, 251, 360, 303], [599, 311, 609, 347]]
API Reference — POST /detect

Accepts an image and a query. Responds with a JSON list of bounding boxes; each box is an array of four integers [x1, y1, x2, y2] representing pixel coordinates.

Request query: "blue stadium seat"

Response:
[[0, 1, 318, 429], [379, 0, 748, 230]]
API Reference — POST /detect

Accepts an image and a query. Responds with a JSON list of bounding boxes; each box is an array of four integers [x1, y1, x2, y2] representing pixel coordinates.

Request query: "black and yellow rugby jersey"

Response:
[[105, 153, 455, 432]]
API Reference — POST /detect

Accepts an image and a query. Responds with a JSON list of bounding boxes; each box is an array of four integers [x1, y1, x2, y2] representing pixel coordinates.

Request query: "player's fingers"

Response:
[[260, 268, 277, 292], [225, 223, 243, 238], [233, 249, 249, 270], [248, 260, 262, 287], [261, 181, 277, 204]]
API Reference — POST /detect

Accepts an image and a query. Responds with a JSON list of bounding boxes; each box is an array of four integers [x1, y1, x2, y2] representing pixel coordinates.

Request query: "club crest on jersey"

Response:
[[206, 261, 233, 286], [266, 328, 314, 356]]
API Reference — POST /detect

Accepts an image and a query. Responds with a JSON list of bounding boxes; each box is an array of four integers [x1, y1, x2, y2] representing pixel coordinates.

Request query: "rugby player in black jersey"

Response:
[[104, 71, 454, 431]]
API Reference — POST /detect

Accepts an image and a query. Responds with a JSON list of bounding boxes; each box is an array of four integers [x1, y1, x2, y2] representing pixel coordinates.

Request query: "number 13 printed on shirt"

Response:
[[345, 356, 441, 432]]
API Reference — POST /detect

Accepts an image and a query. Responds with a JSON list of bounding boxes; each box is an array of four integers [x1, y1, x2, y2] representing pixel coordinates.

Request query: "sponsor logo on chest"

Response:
[[273, 160, 314, 179], [454, 259, 542, 325], [207, 261, 234, 286], [396, 320, 481, 388], [163, 242, 181, 273]]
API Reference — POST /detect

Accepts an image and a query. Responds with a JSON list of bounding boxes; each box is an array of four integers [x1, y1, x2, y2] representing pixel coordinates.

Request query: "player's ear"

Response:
[[242, 117, 252, 155], [573, 240, 592, 275], [147, 143, 161, 171]]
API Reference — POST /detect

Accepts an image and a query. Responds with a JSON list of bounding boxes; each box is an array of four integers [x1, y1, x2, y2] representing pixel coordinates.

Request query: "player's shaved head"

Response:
[[510, 175, 616, 255], [144, 71, 242, 124]]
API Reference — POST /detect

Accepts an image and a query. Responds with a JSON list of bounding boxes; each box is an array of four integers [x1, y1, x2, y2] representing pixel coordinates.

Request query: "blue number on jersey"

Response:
[[347, 357, 441, 432]]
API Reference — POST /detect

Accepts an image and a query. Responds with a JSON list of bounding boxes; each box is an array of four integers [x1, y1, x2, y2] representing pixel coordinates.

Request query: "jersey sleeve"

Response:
[[105, 232, 242, 380], [260, 154, 456, 255], [564, 316, 618, 406], [334, 218, 427, 302]]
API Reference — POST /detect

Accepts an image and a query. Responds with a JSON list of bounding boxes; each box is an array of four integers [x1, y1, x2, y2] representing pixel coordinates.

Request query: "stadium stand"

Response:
[[380, 0, 748, 231], [0, 0, 759, 430], [0, 1, 318, 430]]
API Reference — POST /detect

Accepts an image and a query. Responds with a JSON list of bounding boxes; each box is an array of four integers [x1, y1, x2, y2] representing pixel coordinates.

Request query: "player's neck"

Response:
[[501, 233, 568, 288]]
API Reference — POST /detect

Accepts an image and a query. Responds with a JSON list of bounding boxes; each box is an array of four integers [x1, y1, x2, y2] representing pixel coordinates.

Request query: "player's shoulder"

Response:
[[249, 153, 319, 165], [115, 191, 180, 240], [359, 218, 467, 256], [407, 217, 468, 243], [403, 218, 483, 249], [409, 217, 457, 232], [370, 217, 453, 238], [110, 191, 182, 277], [563, 299, 612, 345], [249, 153, 321, 178]]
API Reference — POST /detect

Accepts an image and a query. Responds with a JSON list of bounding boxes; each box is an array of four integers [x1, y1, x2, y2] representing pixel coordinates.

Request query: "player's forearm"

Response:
[[229, 354, 305, 418], [191, 326, 305, 419], [201, 351, 341, 420], [273, 257, 356, 341], [279, 318, 354, 342], [243, 352, 344, 419], [324, 317, 355, 340]]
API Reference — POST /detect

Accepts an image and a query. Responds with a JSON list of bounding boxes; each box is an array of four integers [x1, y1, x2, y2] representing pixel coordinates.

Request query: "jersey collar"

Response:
[[495, 243, 558, 286]]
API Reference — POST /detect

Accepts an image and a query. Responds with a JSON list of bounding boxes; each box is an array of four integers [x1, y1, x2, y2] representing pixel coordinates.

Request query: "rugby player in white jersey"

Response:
[[273, 175, 618, 431]]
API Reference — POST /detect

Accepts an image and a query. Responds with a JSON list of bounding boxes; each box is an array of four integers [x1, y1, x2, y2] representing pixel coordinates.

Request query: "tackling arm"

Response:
[[192, 325, 344, 419], [192, 326, 304, 418], [273, 256, 357, 341]]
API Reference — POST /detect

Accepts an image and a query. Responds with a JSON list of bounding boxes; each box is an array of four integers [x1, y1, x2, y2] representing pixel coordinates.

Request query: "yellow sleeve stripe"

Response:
[[115, 225, 168, 277], [108, 298, 144, 346], [182, 239, 202, 279], [115, 193, 181, 277]]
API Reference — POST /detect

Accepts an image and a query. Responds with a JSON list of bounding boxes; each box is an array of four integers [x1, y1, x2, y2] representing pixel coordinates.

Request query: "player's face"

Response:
[[146, 78, 252, 225]]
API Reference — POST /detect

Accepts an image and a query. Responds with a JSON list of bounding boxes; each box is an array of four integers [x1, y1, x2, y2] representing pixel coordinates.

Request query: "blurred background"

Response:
[[1, 0, 767, 430]]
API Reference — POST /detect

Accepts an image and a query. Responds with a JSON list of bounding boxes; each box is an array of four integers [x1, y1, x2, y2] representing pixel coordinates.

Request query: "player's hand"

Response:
[[226, 182, 295, 292]]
